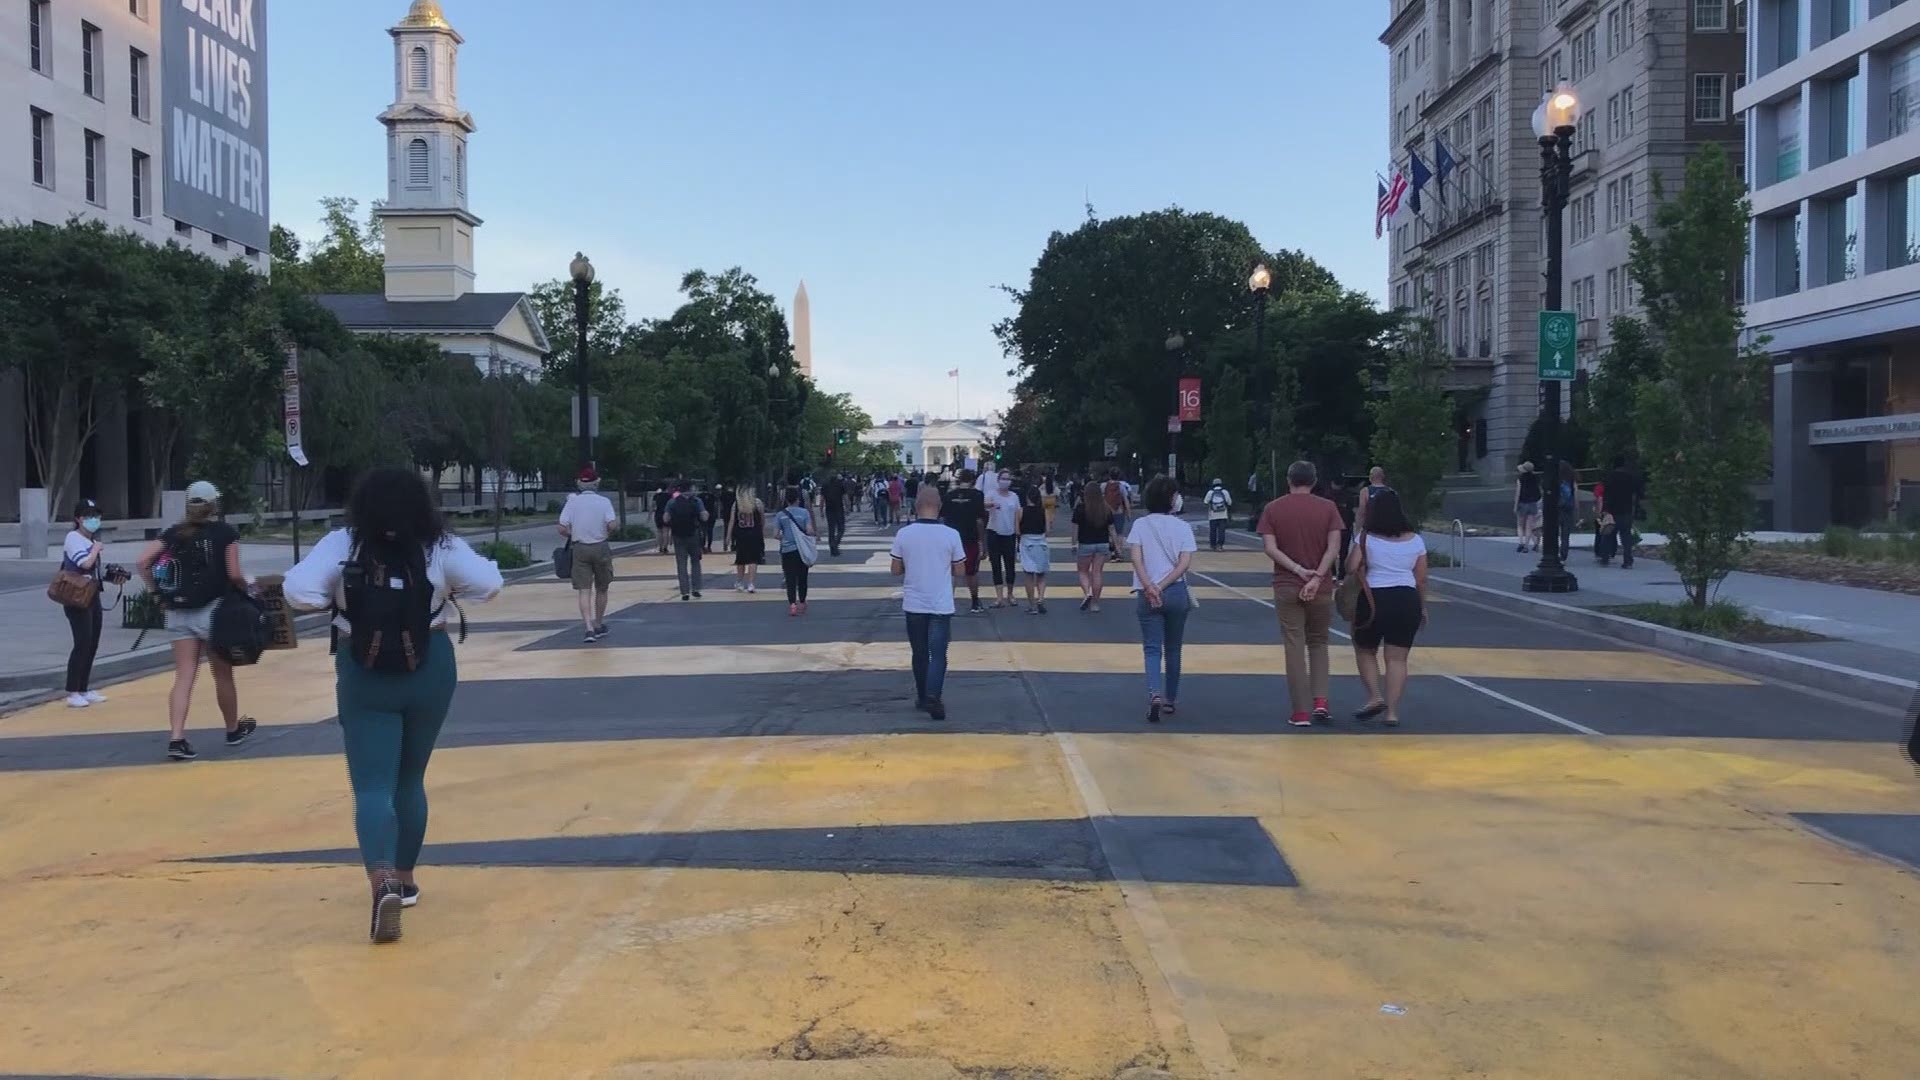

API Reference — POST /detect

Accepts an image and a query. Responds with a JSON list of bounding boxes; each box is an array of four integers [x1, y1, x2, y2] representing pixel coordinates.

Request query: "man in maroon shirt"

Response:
[[1257, 460, 1345, 727]]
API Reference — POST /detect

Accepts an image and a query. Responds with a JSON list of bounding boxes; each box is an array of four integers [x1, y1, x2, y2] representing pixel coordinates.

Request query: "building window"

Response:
[[1622, 172, 1636, 220], [1607, 267, 1622, 315], [1574, 277, 1597, 321], [130, 48, 148, 120], [29, 0, 49, 74], [1819, 72, 1861, 167], [83, 129, 103, 206], [1734, 73, 1746, 122], [1819, 189, 1862, 282], [129, 0, 147, 17], [82, 22, 102, 100], [409, 45, 430, 91], [211, 234, 228, 249], [1890, 171, 1920, 269], [1693, 73, 1727, 122], [1892, 41, 1920, 139], [1775, 95, 1802, 181], [1573, 29, 1592, 82], [1607, 94, 1622, 143], [407, 138, 431, 187], [1476, 294, 1492, 354], [29, 107, 52, 188], [1397, 47, 1410, 84], [1572, 192, 1597, 243], [1694, 0, 1727, 30], [1607, 179, 1623, 228], [455, 143, 466, 195], [1622, 85, 1636, 135], [1607, 5, 1623, 56], [173, 219, 192, 235], [131, 149, 149, 219]]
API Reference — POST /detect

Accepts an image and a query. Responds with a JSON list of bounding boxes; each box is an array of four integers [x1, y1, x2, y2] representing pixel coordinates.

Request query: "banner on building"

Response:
[[283, 344, 307, 467], [1809, 412, 1920, 446], [161, 0, 270, 251]]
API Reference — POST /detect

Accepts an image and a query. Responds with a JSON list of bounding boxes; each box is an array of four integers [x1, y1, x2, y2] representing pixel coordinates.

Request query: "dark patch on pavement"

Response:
[[1465, 677, 1888, 742], [1792, 813, 1920, 874], [186, 815, 1299, 887]]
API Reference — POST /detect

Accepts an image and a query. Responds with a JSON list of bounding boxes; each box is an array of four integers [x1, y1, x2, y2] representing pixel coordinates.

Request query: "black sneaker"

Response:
[[692, 591, 703, 598], [370, 882, 404, 943], [927, 700, 947, 721], [594, 623, 609, 636], [400, 884, 421, 908], [584, 631, 601, 644], [681, 593, 691, 601], [167, 739, 197, 761], [226, 716, 257, 746]]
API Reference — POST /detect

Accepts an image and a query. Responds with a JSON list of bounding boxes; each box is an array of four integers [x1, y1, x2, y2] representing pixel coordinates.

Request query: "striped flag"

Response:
[[1376, 171, 1410, 238], [947, 368, 959, 378]]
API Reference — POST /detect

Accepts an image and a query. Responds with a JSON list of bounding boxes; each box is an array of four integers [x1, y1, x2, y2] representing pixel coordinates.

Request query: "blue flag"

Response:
[[1434, 138, 1458, 205], [1407, 152, 1433, 215]]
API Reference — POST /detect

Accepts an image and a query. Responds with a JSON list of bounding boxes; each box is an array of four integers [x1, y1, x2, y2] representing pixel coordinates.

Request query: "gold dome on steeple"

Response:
[[399, 0, 451, 29]]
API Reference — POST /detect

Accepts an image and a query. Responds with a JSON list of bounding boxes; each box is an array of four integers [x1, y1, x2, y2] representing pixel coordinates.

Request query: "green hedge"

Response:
[[472, 540, 532, 570]]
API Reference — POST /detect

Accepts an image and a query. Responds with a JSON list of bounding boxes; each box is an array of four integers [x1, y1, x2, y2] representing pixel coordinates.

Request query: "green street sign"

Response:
[[1538, 310, 1577, 381]]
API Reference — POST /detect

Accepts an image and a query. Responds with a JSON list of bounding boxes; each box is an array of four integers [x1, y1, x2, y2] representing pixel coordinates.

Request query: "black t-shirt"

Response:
[[1603, 468, 1639, 515], [158, 521, 238, 603], [1071, 504, 1111, 545], [666, 493, 705, 538], [1518, 473, 1541, 502], [941, 487, 987, 540], [1019, 502, 1049, 536], [824, 477, 846, 512]]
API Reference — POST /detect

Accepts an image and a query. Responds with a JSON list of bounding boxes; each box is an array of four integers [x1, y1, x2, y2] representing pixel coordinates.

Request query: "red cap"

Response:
[[578, 466, 598, 483]]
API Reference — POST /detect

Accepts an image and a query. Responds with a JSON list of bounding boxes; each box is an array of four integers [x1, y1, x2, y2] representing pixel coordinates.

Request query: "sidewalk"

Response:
[[0, 520, 573, 692], [1425, 531, 1920, 682]]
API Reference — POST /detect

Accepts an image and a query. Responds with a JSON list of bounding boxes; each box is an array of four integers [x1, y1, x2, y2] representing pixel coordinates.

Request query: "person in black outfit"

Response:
[[823, 473, 848, 556], [58, 498, 117, 708], [941, 469, 990, 613], [1601, 457, 1642, 568]]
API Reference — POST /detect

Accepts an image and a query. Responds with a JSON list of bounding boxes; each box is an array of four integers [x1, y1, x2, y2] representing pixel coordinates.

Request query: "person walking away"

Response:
[[774, 487, 816, 616], [1557, 460, 1579, 563], [1514, 463, 1543, 553], [663, 484, 709, 600], [559, 469, 618, 641], [135, 481, 255, 760], [700, 483, 722, 553], [1601, 457, 1641, 568], [59, 499, 120, 708], [887, 474, 904, 526], [1345, 488, 1428, 728], [716, 485, 737, 553], [1105, 470, 1133, 560], [1258, 461, 1344, 728], [940, 468, 990, 613], [1128, 477, 1197, 723], [283, 466, 504, 943], [1041, 474, 1060, 519], [652, 485, 674, 555], [984, 472, 1021, 608], [731, 487, 767, 592], [891, 487, 966, 720], [1071, 482, 1117, 612], [1018, 484, 1053, 613], [1246, 471, 1263, 532], [822, 472, 848, 557], [1356, 466, 1391, 531], [1203, 479, 1234, 551]]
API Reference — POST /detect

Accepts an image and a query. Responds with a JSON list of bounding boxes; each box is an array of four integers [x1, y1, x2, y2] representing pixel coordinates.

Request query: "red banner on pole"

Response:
[[1178, 378, 1203, 422]]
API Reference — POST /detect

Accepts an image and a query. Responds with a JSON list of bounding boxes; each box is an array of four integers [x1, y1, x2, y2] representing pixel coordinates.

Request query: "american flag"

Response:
[[1375, 172, 1409, 238], [947, 368, 959, 378]]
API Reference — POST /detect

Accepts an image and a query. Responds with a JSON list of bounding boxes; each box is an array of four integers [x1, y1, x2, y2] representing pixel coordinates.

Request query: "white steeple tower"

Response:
[[376, 0, 481, 302]]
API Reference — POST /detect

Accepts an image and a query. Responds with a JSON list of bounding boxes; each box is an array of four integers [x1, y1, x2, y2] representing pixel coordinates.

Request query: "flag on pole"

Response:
[[1433, 138, 1458, 205], [1375, 171, 1409, 238], [947, 368, 959, 378], [1407, 153, 1433, 215]]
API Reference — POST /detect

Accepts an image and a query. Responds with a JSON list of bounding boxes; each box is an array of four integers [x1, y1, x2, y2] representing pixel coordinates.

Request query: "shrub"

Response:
[[610, 523, 653, 543], [472, 540, 531, 570], [1819, 525, 1859, 558]]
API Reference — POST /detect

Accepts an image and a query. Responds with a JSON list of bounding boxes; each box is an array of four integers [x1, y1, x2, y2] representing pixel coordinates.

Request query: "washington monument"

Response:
[[793, 280, 813, 378]]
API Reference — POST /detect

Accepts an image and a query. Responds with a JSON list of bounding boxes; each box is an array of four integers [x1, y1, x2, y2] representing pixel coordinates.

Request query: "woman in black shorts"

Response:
[[1344, 488, 1428, 727], [730, 486, 766, 593]]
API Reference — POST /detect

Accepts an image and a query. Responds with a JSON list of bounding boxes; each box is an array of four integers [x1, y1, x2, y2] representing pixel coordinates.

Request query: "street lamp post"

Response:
[[1248, 263, 1273, 503], [767, 360, 787, 491], [1524, 87, 1581, 594], [569, 252, 595, 474], [1165, 332, 1186, 482]]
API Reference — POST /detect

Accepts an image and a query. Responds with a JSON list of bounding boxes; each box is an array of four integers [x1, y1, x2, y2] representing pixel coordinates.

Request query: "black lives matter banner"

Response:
[[161, 0, 269, 252]]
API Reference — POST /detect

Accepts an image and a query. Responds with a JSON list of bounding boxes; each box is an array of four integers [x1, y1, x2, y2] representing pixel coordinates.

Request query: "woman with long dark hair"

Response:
[[1126, 476, 1196, 723], [1071, 483, 1116, 612], [1345, 488, 1429, 728], [772, 485, 816, 616], [282, 467, 503, 943]]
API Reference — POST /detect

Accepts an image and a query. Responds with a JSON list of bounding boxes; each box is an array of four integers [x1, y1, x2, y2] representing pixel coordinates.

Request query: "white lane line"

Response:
[[1185, 565, 1605, 737]]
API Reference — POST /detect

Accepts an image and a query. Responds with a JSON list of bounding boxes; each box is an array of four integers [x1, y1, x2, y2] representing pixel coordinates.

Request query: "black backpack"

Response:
[[155, 528, 222, 610], [338, 538, 439, 673], [208, 592, 269, 666], [667, 493, 701, 536]]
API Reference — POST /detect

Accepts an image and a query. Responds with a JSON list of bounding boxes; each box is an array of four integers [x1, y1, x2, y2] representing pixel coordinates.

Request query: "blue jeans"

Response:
[[1134, 581, 1192, 701], [905, 611, 953, 703]]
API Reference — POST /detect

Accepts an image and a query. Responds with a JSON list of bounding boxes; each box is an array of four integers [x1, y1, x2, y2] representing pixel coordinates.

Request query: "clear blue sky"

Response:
[[269, 1, 1388, 421]]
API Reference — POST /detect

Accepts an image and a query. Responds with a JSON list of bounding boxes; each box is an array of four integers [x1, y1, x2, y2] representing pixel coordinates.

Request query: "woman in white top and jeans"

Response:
[[1344, 488, 1428, 727], [1127, 476, 1196, 724]]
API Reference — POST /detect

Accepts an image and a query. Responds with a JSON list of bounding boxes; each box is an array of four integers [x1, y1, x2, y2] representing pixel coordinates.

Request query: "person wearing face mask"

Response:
[[59, 499, 114, 708], [984, 472, 1021, 609]]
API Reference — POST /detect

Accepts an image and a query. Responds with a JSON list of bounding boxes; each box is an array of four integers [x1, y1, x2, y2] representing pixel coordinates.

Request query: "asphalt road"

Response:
[[2, 517, 1917, 1079]]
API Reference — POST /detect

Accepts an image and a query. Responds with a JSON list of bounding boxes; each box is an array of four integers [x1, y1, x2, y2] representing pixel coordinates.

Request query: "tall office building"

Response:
[[1741, 0, 1920, 529], [1383, 0, 1745, 480]]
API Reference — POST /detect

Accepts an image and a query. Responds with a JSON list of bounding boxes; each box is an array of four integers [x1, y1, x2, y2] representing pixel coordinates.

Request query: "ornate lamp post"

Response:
[[1524, 86, 1582, 594], [569, 252, 595, 473], [1249, 263, 1273, 506]]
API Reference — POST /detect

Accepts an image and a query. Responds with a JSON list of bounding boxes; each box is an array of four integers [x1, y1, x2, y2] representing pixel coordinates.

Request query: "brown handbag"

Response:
[[48, 567, 99, 609], [1334, 533, 1373, 627]]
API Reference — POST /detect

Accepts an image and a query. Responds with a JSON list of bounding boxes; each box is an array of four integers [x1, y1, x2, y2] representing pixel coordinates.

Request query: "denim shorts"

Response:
[[1075, 543, 1108, 558]]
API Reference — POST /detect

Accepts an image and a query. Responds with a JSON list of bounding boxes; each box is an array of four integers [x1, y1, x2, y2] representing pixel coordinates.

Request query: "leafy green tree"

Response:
[[274, 196, 385, 294], [526, 277, 630, 385], [1369, 316, 1455, 523], [1586, 316, 1659, 470], [1625, 144, 1770, 607], [1202, 368, 1251, 491]]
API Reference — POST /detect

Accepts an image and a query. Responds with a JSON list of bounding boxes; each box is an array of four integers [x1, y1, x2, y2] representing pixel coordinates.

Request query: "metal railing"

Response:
[[1449, 519, 1468, 568]]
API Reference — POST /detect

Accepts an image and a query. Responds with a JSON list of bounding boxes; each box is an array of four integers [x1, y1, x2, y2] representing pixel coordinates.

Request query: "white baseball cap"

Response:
[[185, 480, 221, 503]]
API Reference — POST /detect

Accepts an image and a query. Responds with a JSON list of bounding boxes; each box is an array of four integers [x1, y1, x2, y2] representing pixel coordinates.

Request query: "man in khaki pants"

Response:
[[1257, 461, 1344, 728]]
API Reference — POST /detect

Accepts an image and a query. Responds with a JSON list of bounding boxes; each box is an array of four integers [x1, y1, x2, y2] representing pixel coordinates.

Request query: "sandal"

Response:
[[1147, 695, 1162, 724], [1161, 701, 1177, 716], [1354, 701, 1388, 721]]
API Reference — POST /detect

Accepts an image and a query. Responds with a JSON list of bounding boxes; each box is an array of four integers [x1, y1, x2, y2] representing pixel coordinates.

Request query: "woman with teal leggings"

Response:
[[284, 467, 502, 943]]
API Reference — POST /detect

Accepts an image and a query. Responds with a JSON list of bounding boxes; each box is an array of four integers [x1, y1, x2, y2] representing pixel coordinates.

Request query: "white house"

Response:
[[858, 415, 999, 471]]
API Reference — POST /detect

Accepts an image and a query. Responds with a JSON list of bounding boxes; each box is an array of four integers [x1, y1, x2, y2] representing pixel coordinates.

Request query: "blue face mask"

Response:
[[82, 517, 102, 533]]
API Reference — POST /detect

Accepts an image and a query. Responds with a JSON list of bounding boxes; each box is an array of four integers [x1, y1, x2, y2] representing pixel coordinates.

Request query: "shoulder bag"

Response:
[[552, 540, 574, 581], [783, 510, 819, 566], [48, 559, 99, 609], [1334, 532, 1373, 628]]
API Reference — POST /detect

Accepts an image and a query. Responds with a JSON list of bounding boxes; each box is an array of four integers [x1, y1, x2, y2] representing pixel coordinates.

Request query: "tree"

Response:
[[274, 196, 385, 294], [1586, 316, 1659, 471], [1202, 368, 1251, 491], [526, 277, 629, 384], [1625, 144, 1770, 607], [1369, 315, 1455, 523]]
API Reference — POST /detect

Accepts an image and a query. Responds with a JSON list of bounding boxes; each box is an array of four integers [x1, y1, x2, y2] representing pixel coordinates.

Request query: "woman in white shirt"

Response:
[[1343, 487, 1429, 727], [59, 498, 117, 708], [282, 467, 503, 943], [1126, 476, 1197, 724]]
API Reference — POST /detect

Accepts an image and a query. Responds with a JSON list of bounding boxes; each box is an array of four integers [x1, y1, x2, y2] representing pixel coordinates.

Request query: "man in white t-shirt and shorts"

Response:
[[891, 486, 967, 722], [558, 468, 619, 643]]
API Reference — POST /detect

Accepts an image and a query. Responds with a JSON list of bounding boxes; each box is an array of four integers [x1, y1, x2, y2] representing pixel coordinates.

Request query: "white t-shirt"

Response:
[[985, 487, 1021, 536], [1360, 533, 1427, 589], [1126, 513, 1197, 592], [890, 520, 966, 615], [1203, 487, 1233, 520], [559, 490, 616, 544], [63, 529, 101, 580], [282, 529, 505, 631]]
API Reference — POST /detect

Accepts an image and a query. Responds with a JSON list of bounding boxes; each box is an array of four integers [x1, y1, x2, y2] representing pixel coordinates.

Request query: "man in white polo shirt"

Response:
[[558, 467, 618, 643], [890, 486, 966, 721]]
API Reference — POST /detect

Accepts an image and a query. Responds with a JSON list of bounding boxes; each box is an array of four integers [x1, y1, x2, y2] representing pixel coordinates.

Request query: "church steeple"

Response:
[[376, 0, 481, 301]]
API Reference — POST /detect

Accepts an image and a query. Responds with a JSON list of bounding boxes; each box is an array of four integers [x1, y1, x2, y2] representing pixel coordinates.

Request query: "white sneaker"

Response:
[[747, 584, 756, 594], [83, 691, 107, 704], [64, 693, 90, 709]]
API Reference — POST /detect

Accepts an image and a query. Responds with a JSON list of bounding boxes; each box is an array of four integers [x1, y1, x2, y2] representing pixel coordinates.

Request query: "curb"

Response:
[[0, 541, 650, 698], [1430, 574, 1919, 711]]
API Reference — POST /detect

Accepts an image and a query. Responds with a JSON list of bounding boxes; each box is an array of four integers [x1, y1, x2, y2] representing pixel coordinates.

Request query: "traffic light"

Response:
[[833, 428, 851, 446]]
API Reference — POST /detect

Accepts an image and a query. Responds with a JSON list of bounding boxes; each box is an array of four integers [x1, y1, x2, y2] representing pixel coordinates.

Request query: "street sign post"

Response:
[[1166, 416, 1183, 434], [1537, 310, 1577, 381], [1103, 437, 1119, 458]]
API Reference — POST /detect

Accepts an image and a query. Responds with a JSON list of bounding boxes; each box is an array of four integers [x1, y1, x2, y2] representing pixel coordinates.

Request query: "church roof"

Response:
[[312, 292, 527, 332]]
